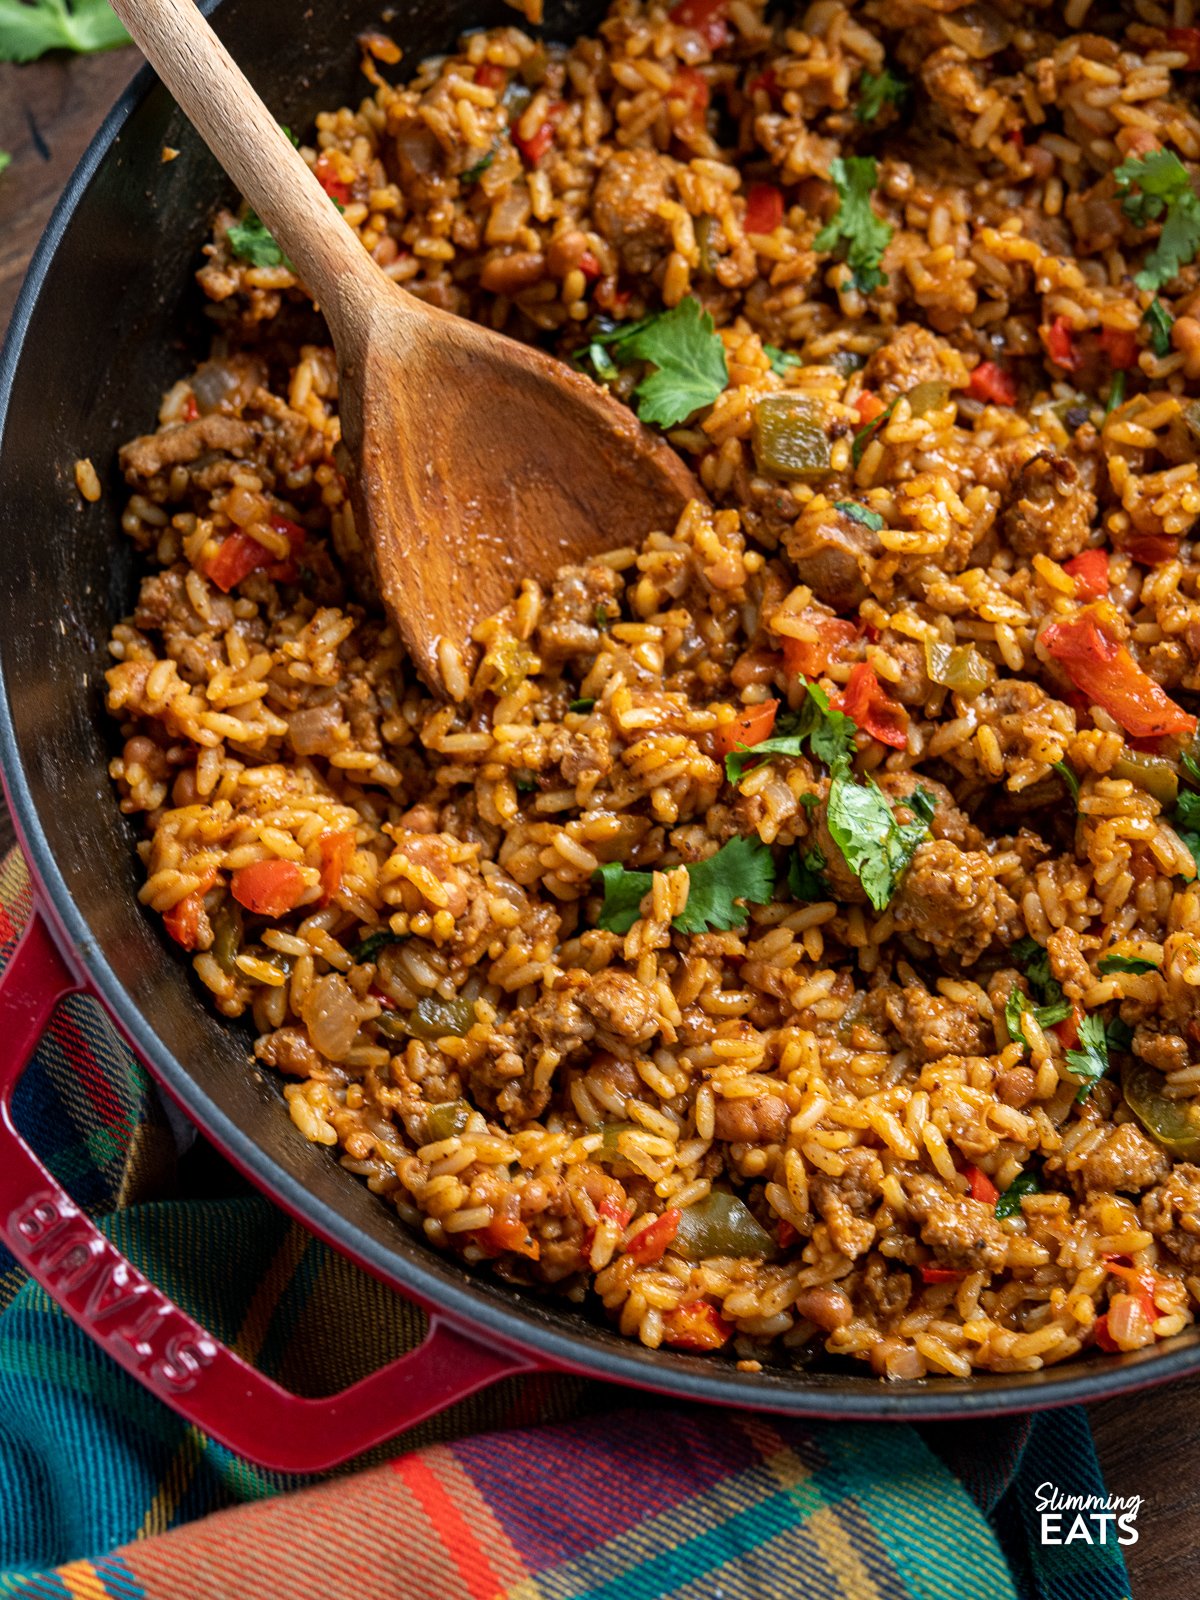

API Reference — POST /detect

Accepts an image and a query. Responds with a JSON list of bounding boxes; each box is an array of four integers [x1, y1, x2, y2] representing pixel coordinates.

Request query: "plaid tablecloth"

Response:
[[0, 849, 1131, 1600]]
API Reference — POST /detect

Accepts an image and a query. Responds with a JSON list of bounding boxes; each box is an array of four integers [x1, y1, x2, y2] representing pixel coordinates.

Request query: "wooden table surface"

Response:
[[2, 48, 1197, 1597]]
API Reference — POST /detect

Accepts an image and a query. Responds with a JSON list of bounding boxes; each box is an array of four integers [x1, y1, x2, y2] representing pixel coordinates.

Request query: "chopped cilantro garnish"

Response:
[[1144, 298, 1174, 356], [227, 211, 287, 268], [281, 125, 300, 148], [1097, 953, 1159, 975], [354, 929, 407, 963], [594, 835, 776, 935], [461, 148, 495, 183], [813, 156, 892, 295], [1173, 786, 1200, 874], [1065, 1012, 1110, 1101], [788, 845, 828, 900], [855, 67, 907, 123], [1105, 370, 1126, 415], [594, 604, 611, 631], [833, 500, 884, 532], [1106, 1015, 1134, 1053], [0, 152, 9, 176], [514, 772, 538, 793], [995, 1171, 1041, 1220], [1052, 759, 1079, 802], [1012, 935, 1065, 1009], [589, 296, 728, 428], [568, 697, 595, 713], [851, 395, 899, 466], [825, 769, 934, 911], [763, 343, 802, 377], [724, 679, 857, 783], [1114, 149, 1200, 291], [1005, 986, 1071, 1051], [0, 0, 128, 60]]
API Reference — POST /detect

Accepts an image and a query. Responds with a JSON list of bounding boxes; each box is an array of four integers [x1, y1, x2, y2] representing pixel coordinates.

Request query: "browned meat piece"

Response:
[[885, 984, 991, 1063], [469, 973, 596, 1125], [1132, 1026, 1189, 1075], [904, 1173, 1009, 1272], [1000, 451, 1095, 561], [858, 1253, 914, 1320], [782, 502, 882, 611], [1140, 1163, 1200, 1271], [1159, 932, 1200, 1033], [1075, 1123, 1170, 1195], [794, 1285, 853, 1331], [534, 561, 623, 665], [891, 839, 1019, 966], [255, 1026, 329, 1078], [940, 678, 1075, 790], [712, 1094, 790, 1144], [1046, 925, 1093, 1001], [1064, 177, 1125, 257], [861, 321, 968, 400], [592, 149, 679, 276], [811, 1149, 883, 1260], [873, 634, 932, 709], [580, 969, 658, 1046], [995, 1065, 1037, 1108], [876, 771, 973, 848], [119, 415, 255, 485]]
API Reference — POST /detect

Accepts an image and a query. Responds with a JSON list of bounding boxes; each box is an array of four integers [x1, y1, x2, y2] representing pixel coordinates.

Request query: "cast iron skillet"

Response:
[[1, 0, 1198, 1473]]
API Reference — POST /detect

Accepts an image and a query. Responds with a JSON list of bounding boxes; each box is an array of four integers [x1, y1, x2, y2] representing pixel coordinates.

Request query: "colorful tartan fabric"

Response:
[[0, 849, 1132, 1600]]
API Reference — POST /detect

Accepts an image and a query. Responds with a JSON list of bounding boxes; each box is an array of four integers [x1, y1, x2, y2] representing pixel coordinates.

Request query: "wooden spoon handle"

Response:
[[108, 0, 384, 334]]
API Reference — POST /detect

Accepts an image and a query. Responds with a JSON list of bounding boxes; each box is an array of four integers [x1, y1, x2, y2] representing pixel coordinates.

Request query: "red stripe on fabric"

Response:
[[0, 900, 14, 949], [390, 1454, 508, 1600], [51, 1006, 131, 1133]]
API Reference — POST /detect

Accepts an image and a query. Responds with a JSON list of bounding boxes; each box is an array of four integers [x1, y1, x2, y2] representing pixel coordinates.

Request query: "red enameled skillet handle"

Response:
[[0, 906, 535, 1474]]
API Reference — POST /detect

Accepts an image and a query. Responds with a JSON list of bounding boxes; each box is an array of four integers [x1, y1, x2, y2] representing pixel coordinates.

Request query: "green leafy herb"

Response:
[[1097, 953, 1159, 975], [1105, 370, 1126, 415], [763, 343, 802, 377], [1065, 1012, 1110, 1101], [227, 211, 287, 268], [995, 1171, 1041, 1220], [788, 845, 827, 900], [825, 770, 934, 911], [1144, 298, 1174, 356], [594, 604, 611, 631], [591, 297, 728, 428], [281, 125, 300, 148], [1005, 987, 1071, 1051], [1012, 935, 1065, 1009], [0, 152, 9, 177], [514, 772, 538, 793], [1106, 1015, 1134, 1053], [1114, 149, 1200, 291], [461, 148, 495, 183], [568, 697, 595, 713], [1174, 786, 1200, 875], [0, 0, 128, 61], [724, 679, 857, 783], [851, 395, 899, 466], [813, 155, 893, 295], [855, 67, 908, 123], [1176, 786, 1200, 827], [353, 929, 407, 964], [833, 500, 884, 532], [594, 836, 776, 935], [1052, 759, 1080, 802], [1180, 750, 1200, 789]]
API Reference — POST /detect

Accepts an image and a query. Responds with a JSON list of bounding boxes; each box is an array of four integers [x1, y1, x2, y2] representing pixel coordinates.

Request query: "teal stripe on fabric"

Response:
[[89, 1554, 148, 1600], [250, 1227, 322, 1382], [0, 1573, 72, 1598]]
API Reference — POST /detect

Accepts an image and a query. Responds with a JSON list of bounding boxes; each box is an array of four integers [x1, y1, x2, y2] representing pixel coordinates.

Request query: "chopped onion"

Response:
[[940, 5, 1011, 57], [301, 973, 363, 1061]]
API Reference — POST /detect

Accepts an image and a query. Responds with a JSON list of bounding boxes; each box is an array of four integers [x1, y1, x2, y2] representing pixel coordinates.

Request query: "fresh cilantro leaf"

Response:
[[851, 394, 899, 466], [1176, 787, 1200, 828], [0, 151, 9, 176], [856, 67, 907, 123], [1005, 986, 1030, 1050], [1144, 298, 1174, 356], [833, 500, 884, 532], [1105, 370, 1126, 416], [1097, 953, 1159, 974], [824, 767, 933, 911], [1053, 759, 1079, 802], [995, 1170, 1041, 1220], [674, 835, 776, 934], [594, 604, 611, 631], [788, 845, 827, 900], [1106, 1015, 1134, 1053], [724, 680, 858, 783], [461, 148, 495, 183], [600, 297, 728, 428], [514, 771, 538, 793], [594, 836, 776, 935], [581, 340, 620, 382], [1013, 936, 1064, 1008], [1114, 149, 1200, 291], [281, 125, 300, 147], [1005, 980, 1070, 1050], [1065, 1012, 1110, 1101], [568, 697, 595, 713], [1177, 828, 1200, 875], [1180, 750, 1200, 788], [813, 156, 892, 295], [354, 929, 407, 963], [0, 0, 128, 61], [227, 211, 287, 268], [763, 343, 801, 376]]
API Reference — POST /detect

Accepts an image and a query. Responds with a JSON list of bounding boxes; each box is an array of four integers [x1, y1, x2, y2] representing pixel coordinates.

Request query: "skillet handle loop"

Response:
[[0, 906, 536, 1474]]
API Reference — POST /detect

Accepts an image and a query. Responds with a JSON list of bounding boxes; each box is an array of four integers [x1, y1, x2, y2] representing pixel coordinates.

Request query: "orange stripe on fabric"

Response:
[[56, 1561, 115, 1600], [390, 1451, 513, 1600]]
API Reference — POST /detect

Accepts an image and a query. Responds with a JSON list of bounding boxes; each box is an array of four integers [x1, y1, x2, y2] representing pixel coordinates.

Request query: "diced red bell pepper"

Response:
[[1093, 1313, 1120, 1352], [163, 869, 217, 951], [182, 393, 200, 423], [669, 0, 730, 49], [626, 1208, 681, 1265], [920, 1266, 965, 1284], [1126, 533, 1180, 566], [781, 617, 860, 680], [204, 514, 306, 593], [854, 390, 886, 425], [581, 1193, 635, 1257], [483, 1212, 541, 1260], [662, 1300, 733, 1350], [964, 1165, 1000, 1206], [314, 152, 352, 206], [513, 101, 564, 164], [578, 249, 602, 280], [1167, 27, 1200, 69], [668, 66, 710, 117], [317, 829, 355, 906], [1046, 316, 1080, 371], [1007, 127, 1026, 152], [744, 182, 784, 235], [230, 859, 307, 919], [835, 663, 908, 750], [1054, 1005, 1082, 1051], [714, 699, 779, 760], [1063, 548, 1109, 600], [747, 67, 777, 98], [1041, 607, 1197, 739], [1103, 1256, 1161, 1323], [475, 61, 507, 89], [777, 1219, 797, 1249], [1098, 326, 1139, 370], [966, 361, 1017, 406]]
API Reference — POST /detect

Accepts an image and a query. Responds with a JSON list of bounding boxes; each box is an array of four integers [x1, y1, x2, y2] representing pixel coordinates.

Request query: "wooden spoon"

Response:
[[108, 0, 700, 692]]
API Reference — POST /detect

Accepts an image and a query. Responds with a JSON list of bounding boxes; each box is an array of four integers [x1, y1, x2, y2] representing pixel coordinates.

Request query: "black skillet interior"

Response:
[[1, 0, 1198, 1416]]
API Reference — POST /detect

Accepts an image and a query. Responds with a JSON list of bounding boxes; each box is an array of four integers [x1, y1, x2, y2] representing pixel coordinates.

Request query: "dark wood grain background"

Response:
[[1, 50, 1196, 1596]]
